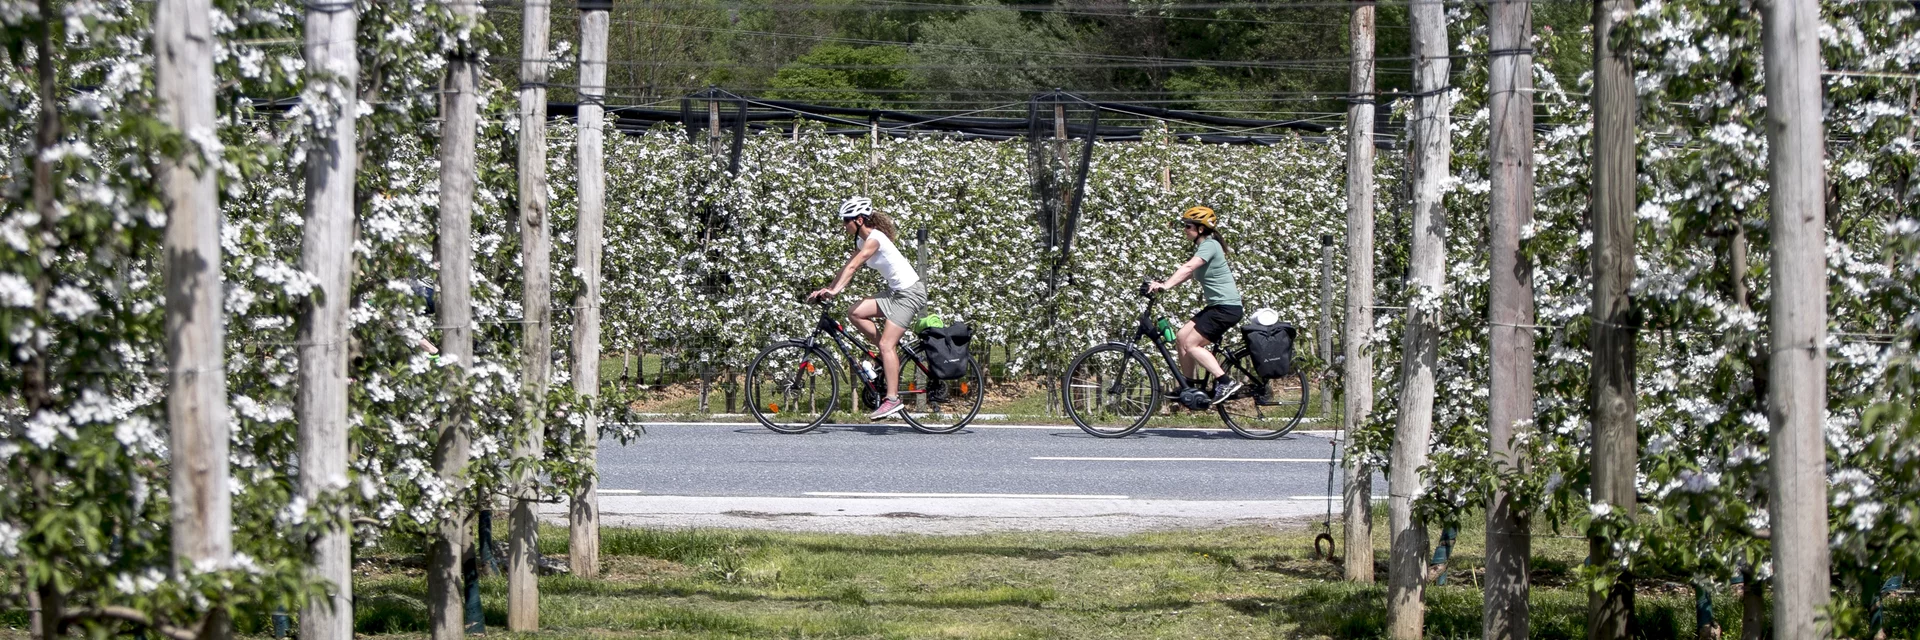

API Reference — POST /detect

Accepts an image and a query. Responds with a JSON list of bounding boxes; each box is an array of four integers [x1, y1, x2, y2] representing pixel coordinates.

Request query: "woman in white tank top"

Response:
[[808, 197, 930, 421]]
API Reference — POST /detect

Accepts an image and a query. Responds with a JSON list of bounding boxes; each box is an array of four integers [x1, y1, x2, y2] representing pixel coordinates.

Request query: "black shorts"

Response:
[[1190, 305, 1244, 345]]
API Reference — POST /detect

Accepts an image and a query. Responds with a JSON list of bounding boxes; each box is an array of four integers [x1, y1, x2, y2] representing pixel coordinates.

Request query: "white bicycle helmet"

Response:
[[838, 196, 873, 220]]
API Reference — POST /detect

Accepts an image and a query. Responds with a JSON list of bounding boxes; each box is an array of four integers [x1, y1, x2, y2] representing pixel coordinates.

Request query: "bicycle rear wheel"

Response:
[[1062, 344, 1160, 438], [746, 341, 839, 434], [1215, 348, 1308, 440], [903, 355, 985, 434]]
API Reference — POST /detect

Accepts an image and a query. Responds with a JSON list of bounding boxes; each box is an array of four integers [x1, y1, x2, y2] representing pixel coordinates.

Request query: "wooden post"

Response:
[[510, 0, 551, 628], [1341, 0, 1377, 585], [298, 2, 359, 639], [869, 115, 880, 171], [429, 0, 480, 636], [1589, 0, 1639, 636], [708, 99, 721, 156], [569, 0, 611, 580], [1318, 234, 1334, 419], [156, 0, 230, 637], [1760, 0, 1832, 636], [1485, 0, 1535, 636], [1388, 0, 1450, 636]]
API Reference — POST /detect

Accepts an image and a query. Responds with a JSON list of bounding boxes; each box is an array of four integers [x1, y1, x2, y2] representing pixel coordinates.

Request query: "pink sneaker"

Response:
[[869, 397, 905, 421]]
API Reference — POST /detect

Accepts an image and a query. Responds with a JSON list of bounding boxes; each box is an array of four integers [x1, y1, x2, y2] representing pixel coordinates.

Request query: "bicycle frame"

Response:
[[797, 303, 934, 392], [1130, 294, 1192, 389]]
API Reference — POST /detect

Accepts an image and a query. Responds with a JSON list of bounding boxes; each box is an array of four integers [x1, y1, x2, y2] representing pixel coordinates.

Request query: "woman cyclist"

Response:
[[1146, 206, 1244, 405], [807, 196, 927, 421]]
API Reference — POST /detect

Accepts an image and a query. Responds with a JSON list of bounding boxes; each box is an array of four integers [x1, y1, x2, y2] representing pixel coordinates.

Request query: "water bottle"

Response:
[[1156, 318, 1177, 343], [858, 360, 879, 383]]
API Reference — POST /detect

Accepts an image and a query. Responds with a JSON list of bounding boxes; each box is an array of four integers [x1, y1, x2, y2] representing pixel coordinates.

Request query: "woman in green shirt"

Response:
[[1146, 206, 1244, 404]]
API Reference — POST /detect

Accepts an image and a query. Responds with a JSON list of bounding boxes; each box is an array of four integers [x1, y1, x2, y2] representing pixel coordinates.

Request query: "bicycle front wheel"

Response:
[[1062, 344, 1160, 438], [903, 355, 986, 434], [1216, 348, 1308, 440], [746, 341, 839, 434]]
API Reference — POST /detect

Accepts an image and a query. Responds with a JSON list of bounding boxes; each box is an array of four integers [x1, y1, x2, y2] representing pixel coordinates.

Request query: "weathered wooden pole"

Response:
[[709, 99, 722, 156], [510, 0, 552, 627], [1387, 0, 1450, 636], [1485, 0, 1536, 636], [1760, 0, 1832, 636], [569, 0, 611, 579], [156, 0, 230, 637], [1589, 0, 1640, 636], [298, 1, 359, 638], [1341, 0, 1377, 585], [429, 0, 481, 636]]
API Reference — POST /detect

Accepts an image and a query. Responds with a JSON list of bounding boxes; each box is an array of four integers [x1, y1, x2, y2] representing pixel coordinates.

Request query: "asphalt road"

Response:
[[597, 422, 1386, 501]]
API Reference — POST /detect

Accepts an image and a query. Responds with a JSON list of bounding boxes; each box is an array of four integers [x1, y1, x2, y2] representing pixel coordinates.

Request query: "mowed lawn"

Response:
[[335, 517, 1856, 640]]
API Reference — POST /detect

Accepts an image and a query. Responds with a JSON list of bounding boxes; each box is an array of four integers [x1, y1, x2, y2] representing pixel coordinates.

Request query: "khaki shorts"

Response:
[[875, 283, 928, 330]]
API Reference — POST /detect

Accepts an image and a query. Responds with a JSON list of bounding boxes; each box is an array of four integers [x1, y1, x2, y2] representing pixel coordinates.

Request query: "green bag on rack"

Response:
[[913, 313, 947, 333]]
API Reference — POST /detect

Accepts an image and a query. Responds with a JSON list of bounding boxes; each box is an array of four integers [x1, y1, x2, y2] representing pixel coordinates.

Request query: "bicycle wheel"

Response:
[[1215, 348, 1308, 440], [1062, 344, 1161, 438], [746, 341, 840, 434], [903, 354, 986, 434]]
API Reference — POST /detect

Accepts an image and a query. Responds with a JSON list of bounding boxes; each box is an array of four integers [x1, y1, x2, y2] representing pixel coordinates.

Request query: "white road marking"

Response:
[[1032, 456, 1331, 462], [610, 421, 1243, 432], [1289, 495, 1389, 501], [598, 489, 648, 495], [803, 491, 1129, 500]]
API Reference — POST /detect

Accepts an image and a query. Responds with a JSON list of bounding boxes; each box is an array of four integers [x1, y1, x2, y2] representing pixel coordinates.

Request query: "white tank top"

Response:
[[859, 230, 920, 292]]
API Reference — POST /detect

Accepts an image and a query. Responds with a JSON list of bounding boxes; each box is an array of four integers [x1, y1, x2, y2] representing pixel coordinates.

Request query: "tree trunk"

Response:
[[1318, 234, 1334, 418], [1759, 0, 1832, 636], [981, 344, 993, 387], [509, 0, 552, 628], [1387, 1, 1451, 637], [1741, 570, 1766, 640], [1589, 0, 1640, 636], [699, 369, 712, 413], [429, 0, 480, 636], [568, 1, 609, 580], [1341, 0, 1377, 585], [27, 1, 66, 637], [1485, 1, 1537, 638], [297, 4, 358, 640]]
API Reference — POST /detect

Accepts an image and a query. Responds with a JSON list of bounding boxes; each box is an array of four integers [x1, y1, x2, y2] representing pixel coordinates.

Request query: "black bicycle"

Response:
[[745, 301, 986, 434], [1060, 282, 1310, 439]]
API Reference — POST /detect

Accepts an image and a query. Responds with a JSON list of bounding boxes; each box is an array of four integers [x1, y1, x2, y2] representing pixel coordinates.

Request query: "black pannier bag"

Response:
[[1241, 319, 1296, 379], [918, 322, 973, 380]]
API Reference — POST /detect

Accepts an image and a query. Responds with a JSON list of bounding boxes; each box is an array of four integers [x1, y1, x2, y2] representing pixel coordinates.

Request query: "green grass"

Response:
[[8, 517, 1917, 639], [323, 516, 1910, 639]]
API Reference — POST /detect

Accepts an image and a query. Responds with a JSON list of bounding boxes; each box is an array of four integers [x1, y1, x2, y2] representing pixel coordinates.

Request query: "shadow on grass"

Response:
[[1244, 582, 1725, 640], [532, 574, 1058, 610], [777, 539, 1284, 562], [544, 527, 1284, 567]]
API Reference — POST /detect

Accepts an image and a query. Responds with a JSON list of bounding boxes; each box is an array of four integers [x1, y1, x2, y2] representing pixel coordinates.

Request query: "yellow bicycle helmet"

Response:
[[1179, 206, 1218, 229]]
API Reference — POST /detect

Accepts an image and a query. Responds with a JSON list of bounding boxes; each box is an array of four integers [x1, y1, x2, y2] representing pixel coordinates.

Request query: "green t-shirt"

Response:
[[1193, 238, 1241, 307]]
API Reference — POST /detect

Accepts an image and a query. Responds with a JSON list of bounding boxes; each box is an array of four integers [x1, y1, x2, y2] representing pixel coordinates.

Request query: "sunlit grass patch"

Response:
[[335, 521, 1852, 639]]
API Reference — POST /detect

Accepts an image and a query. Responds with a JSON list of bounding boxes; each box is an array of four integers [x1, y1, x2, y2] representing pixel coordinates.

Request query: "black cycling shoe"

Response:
[[1209, 378, 1243, 407]]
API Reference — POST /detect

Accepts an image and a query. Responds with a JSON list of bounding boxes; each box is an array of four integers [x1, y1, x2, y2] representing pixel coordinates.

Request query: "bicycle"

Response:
[[745, 301, 986, 434], [1060, 281, 1310, 439]]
